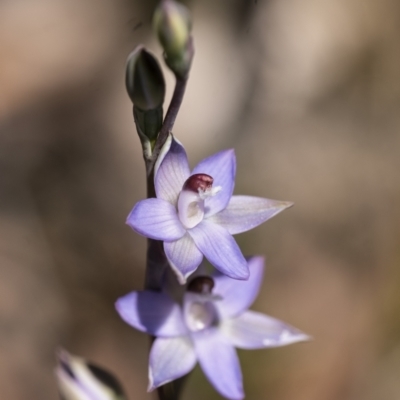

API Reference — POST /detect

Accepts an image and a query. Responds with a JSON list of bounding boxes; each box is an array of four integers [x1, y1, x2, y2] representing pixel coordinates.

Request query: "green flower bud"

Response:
[[153, 0, 193, 78], [55, 349, 127, 400], [133, 106, 163, 142], [125, 46, 166, 110], [153, 1, 191, 56]]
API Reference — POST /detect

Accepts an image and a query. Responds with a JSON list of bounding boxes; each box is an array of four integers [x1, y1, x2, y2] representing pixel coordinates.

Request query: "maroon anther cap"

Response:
[[183, 174, 213, 192]]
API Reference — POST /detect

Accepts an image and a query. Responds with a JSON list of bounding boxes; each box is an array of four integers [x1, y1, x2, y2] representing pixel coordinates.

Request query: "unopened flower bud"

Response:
[[125, 46, 165, 110], [153, 1, 191, 57], [55, 349, 127, 400], [153, 0, 193, 78]]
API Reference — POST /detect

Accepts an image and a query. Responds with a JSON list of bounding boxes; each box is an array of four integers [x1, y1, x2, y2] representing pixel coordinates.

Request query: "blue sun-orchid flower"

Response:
[[115, 256, 310, 399], [127, 135, 292, 283]]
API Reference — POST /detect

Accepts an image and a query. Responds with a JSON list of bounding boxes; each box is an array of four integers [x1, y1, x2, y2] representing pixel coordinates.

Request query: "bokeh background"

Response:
[[1, 0, 400, 398]]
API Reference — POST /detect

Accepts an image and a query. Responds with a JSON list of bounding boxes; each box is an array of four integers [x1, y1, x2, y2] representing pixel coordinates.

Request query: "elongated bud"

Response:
[[55, 349, 127, 400], [153, 0, 193, 78], [125, 46, 165, 110]]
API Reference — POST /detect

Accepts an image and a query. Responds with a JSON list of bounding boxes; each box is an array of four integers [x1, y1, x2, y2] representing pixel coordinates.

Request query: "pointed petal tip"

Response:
[[114, 298, 121, 312], [166, 252, 197, 285], [147, 385, 154, 393], [284, 329, 313, 344], [125, 210, 133, 226], [262, 331, 312, 347], [273, 200, 294, 211], [246, 255, 265, 264], [147, 374, 156, 393], [154, 133, 173, 175], [125, 209, 136, 226], [147, 368, 155, 392], [148, 337, 196, 392], [283, 200, 294, 209], [298, 333, 313, 342], [164, 235, 203, 285], [166, 257, 186, 285], [228, 267, 250, 281], [147, 375, 173, 393], [177, 275, 187, 285], [173, 269, 188, 285], [171, 268, 197, 285], [114, 298, 124, 316]]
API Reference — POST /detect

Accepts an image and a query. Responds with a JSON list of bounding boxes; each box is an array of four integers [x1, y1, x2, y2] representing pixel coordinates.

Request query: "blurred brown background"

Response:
[[1, 0, 400, 399]]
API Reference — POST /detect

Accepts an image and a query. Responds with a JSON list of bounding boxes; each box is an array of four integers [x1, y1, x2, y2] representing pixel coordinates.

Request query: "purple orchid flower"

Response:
[[127, 135, 292, 283], [115, 256, 310, 399]]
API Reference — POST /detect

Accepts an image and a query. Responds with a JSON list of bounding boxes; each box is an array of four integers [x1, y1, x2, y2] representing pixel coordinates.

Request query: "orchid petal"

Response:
[[56, 349, 125, 400], [188, 220, 249, 280], [115, 291, 187, 337], [154, 134, 172, 178], [164, 233, 204, 285], [222, 310, 311, 349], [56, 363, 95, 400], [193, 328, 244, 400], [148, 336, 196, 391], [214, 256, 264, 318], [209, 196, 293, 234], [127, 198, 185, 241], [192, 149, 236, 216], [155, 135, 190, 204]]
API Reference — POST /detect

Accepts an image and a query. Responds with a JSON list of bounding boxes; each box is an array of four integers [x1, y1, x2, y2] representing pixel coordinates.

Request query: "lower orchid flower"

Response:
[[115, 256, 310, 399], [127, 135, 292, 283]]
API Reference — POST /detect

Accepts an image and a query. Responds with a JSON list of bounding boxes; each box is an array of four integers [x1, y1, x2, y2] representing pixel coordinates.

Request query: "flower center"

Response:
[[187, 276, 215, 294], [177, 173, 221, 229], [185, 301, 217, 332]]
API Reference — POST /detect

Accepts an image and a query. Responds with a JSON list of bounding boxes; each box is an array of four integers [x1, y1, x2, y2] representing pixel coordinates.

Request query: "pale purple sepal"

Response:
[[214, 256, 264, 318], [115, 291, 187, 337], [223, 310, 311, 349], [155, 136, 190, 205], [191, 149, 236, 217], [148, 336, 197, 391], [126, 198, 185, 241], [56, 349, 128, 400], [209, 196, 293, 234], [188, 220, 249, 280], [193, 328, 244, 400], [164, 233, 204, 284]]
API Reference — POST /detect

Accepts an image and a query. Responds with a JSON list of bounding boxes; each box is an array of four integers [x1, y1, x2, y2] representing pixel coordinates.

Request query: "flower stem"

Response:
[[147, 73, 189, 178], [153, 75, 188, 157], [144, 68, 190, 290], [156, 375, 188, 400], [143, 64, 191, 400]]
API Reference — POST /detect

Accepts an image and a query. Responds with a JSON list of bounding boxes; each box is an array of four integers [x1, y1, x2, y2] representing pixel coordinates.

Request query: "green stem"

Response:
[[148, 74, 188, 177], [156, 375, 188, 400], [143, 68, 190, 290], [143, 70, 191, 400]]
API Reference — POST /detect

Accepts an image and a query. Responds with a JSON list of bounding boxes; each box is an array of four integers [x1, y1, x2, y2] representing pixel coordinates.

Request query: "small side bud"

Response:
[[125, 46, 166, 110], [153, 0, 193, 78], [55, 349, 127, 400]]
